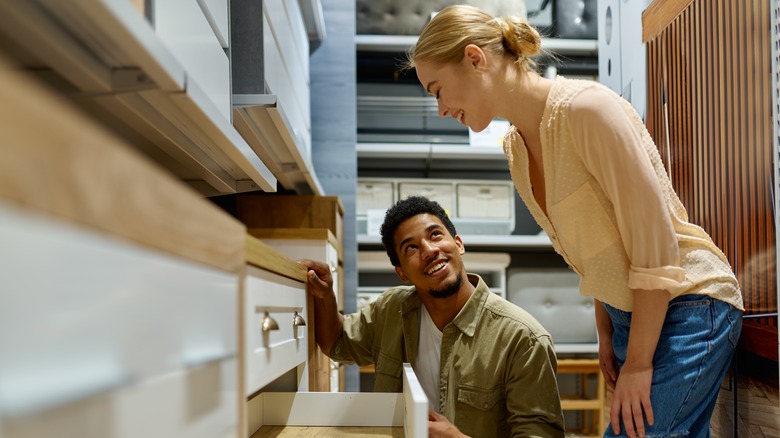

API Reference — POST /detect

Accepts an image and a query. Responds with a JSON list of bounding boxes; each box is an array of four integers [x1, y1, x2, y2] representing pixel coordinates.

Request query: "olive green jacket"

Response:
[[330, 274, 565, 438]]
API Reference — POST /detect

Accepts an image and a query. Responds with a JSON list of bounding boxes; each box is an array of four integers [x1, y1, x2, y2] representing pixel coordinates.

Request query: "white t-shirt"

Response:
[[414, 304, 443, 412]]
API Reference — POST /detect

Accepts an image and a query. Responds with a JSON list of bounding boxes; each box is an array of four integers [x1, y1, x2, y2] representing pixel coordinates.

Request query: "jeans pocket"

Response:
[[727, 306, 743, 348]]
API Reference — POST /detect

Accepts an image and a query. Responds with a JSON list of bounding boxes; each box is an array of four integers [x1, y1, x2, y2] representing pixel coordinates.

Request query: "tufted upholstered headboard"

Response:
[[507, 267, 598, 346], [356, 0, 527, 36]]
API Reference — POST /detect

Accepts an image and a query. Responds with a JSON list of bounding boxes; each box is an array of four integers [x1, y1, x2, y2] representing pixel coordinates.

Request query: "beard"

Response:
[[429, 274, 462, 299]]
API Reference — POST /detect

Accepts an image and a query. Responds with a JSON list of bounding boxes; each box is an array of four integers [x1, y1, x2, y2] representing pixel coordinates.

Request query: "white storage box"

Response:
[[357, 179, 395, 235], [357, 180, 395, 214], [457, 183, 513, 219], [398, 181, 454, 214]]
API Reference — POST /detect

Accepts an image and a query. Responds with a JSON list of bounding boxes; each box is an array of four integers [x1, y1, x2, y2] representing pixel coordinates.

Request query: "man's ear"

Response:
[[395, 266, 410, 283], [463, 44, 485, 69]]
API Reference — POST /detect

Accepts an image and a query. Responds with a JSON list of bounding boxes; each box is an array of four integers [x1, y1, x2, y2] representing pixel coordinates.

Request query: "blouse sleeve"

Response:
[[567, 86, 686, 291]]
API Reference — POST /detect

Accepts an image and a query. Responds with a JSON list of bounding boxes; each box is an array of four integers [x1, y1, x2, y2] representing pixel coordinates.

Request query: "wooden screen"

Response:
[[643, 0, 777, 356]]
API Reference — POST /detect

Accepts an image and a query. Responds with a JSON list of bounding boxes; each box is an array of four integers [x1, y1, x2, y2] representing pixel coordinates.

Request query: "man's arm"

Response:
[[506, 335, 566, 437], [298, 259, 344, 356]]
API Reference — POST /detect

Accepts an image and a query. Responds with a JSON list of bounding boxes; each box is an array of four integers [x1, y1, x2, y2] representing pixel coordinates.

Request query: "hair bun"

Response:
[[498, 16, 542, 58]]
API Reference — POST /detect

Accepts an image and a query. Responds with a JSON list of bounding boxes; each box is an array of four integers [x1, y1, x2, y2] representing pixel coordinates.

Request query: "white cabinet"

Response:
[[0, 63, 246, 437], [0, 0, 327, 196]]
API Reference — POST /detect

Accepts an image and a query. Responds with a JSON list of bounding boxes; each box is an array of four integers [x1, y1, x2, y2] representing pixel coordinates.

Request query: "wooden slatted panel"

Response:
[[643, 0, 777, 328]]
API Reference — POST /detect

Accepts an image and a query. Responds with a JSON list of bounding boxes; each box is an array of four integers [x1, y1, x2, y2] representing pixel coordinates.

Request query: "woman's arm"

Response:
[[594, 299, 618, 388], [611, 289, 669, 438]]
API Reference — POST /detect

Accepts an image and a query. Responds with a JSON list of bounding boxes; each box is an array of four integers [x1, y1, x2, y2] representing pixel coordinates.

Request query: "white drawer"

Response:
[[244, 266, 308, 395], [1, 357, 237, 438], [0, 202, 237, 418], [398, 182, 454, 214], [248, 364, 427, 437]]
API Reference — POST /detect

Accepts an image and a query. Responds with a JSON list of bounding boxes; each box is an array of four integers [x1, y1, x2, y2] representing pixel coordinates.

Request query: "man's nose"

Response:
[[419, 239, 438, 258]]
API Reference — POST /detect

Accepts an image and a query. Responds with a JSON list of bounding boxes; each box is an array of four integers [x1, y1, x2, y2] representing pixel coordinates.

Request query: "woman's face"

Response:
[[415, 52, 493, 132]]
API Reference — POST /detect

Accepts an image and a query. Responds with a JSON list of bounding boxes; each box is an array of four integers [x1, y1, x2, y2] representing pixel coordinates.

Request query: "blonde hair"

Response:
[[404, 4, 542, 72]]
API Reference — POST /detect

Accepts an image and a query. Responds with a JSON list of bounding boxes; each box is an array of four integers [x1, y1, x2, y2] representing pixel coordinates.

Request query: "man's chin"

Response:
[[429, 275, 462, 299]]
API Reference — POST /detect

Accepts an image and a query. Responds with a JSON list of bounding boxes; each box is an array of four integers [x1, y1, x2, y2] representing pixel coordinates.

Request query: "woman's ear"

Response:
[[463, 44, 485, 69]]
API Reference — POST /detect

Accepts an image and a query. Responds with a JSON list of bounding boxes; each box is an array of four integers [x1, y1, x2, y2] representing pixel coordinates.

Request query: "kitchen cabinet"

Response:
[[0, 58, 245, 437], [0, 0, 326, 196]]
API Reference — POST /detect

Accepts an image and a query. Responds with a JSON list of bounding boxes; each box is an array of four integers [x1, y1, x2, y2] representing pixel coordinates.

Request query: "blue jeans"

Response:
[[602, 294, 742, 438]]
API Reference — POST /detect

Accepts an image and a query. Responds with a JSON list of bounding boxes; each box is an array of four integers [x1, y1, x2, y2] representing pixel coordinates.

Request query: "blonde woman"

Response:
[[405, 5, 743, 438]]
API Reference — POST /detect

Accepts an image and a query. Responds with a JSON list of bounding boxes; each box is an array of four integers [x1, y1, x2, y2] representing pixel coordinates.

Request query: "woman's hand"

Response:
[[610, 361, 654, 438], [598, 334, 619, 389], [428, 410, 468, 438]]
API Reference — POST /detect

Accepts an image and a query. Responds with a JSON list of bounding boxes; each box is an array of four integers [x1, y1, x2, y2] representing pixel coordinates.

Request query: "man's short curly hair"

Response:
[[380, 196, 458, 267]]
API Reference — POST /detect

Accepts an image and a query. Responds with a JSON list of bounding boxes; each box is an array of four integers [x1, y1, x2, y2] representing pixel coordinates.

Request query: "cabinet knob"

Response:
[[262, 312, 279, 332], [292, 311, 306, 327]]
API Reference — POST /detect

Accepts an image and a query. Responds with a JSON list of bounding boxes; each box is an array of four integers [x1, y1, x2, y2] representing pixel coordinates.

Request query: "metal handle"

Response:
[[292, 311, 306, 328], [261, 312, 279, 332]]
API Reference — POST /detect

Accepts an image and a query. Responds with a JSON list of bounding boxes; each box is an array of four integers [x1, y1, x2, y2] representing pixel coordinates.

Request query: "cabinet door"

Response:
[[244, 265, 308, 395]]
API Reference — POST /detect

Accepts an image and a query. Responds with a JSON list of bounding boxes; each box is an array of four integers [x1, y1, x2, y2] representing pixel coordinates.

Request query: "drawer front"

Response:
[[244, 266, 308, 395], [1, 358, 237, 438], [0, 202, 237, 418]]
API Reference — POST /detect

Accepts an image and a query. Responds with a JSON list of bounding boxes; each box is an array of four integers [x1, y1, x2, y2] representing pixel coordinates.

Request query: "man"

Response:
[[300, 196, 564, 438]]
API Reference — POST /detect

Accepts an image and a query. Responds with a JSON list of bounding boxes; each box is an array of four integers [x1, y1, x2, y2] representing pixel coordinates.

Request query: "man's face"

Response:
[[393, 213, 466, 298]]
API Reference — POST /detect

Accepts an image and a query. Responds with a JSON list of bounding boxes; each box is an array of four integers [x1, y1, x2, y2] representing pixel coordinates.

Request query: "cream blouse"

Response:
[[503, 77, 743, 312]]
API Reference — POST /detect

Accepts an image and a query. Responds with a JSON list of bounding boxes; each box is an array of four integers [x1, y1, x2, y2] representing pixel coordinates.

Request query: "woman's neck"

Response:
[[495, 69, 553, 136]]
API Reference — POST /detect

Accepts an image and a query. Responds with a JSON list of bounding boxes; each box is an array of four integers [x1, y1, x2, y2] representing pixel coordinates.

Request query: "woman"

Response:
[[405, 5, 743, 438]]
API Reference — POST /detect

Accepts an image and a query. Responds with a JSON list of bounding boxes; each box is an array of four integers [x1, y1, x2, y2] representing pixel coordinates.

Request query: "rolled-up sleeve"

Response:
[[567, 87, 686, 292]]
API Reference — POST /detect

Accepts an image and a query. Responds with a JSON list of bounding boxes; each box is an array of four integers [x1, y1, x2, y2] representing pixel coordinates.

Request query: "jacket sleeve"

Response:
[[505, 333, 565, 437]]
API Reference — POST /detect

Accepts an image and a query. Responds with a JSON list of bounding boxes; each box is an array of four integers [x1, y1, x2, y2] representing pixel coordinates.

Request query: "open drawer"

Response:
[[248, 364, 428, 438]]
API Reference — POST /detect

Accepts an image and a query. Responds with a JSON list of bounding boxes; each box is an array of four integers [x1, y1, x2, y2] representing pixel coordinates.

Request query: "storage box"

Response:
[[398, 181, 454, 214]]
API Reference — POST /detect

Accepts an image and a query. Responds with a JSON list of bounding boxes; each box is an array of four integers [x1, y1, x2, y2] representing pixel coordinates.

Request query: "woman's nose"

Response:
[[437, 100, 448, 117]]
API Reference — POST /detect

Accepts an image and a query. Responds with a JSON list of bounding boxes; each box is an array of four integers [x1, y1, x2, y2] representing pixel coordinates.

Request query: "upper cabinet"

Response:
[[0, 0, 326, 196], [231, 0, 323, 195]]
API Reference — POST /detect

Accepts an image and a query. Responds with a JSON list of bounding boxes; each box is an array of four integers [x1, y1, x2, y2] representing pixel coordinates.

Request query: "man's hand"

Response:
[[298, 259, 333, 299], [428, 410, 469, 438]]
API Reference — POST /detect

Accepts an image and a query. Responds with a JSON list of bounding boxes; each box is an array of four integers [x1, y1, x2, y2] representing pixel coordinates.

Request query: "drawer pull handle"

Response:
[[262, 312, 279, 332], [293, 311, 306, 327]]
